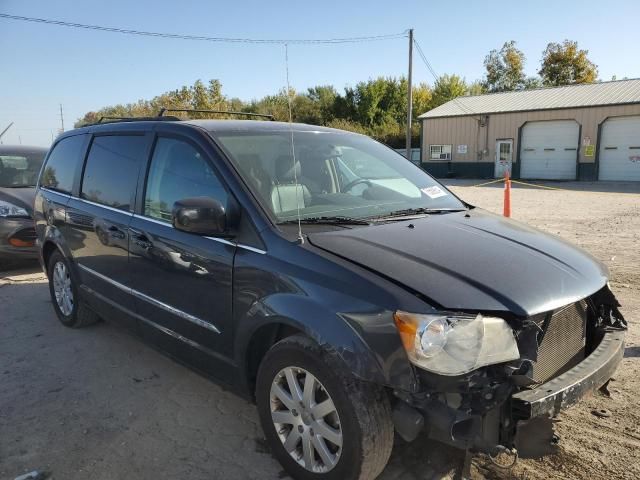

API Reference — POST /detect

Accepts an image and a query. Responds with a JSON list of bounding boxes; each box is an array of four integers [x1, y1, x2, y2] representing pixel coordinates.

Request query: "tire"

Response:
[[47, 250, 98, 328], [256, 334, 394, 480]]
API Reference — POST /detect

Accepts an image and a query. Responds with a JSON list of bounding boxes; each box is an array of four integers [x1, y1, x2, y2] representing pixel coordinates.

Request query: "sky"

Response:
[[1, 0, 639, 147]]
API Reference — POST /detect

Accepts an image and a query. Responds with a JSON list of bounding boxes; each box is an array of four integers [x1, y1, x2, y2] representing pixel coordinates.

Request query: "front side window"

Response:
[[81, 135, 147, 211], [144, 137, 227, 223], [214, 130, 465, 223], [39, 135, 86, 192]]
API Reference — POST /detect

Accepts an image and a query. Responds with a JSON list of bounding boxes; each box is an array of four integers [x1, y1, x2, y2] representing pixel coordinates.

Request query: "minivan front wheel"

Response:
[[256, 334, 394, 480], [47, 250, 98, 328]]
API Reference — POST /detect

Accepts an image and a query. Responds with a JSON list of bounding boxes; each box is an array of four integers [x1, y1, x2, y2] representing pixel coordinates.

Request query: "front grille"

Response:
[[531, 300, 587, 384], [11, 227, 37, 242]]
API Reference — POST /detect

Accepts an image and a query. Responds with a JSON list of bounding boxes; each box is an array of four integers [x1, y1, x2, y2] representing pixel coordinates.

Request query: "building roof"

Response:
[[419, 78, 640, 119]]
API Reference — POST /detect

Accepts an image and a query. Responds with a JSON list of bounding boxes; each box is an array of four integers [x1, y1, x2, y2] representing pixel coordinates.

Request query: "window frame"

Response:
[[38, 133, 89, 195], [79, 131, 151, 213], [138, 132, 233, 226]]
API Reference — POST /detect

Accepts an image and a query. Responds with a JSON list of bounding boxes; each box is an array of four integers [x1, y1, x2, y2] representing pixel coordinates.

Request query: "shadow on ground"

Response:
[[0, 258, 41, 276], [624, 346, 640, 358]]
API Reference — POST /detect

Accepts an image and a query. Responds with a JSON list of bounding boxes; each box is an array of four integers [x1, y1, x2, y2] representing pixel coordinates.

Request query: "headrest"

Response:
[[275, 155, 301, 183]]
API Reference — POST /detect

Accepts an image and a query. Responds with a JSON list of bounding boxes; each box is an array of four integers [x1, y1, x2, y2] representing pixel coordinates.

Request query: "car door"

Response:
[[127, 133, 236, 382], [65, 132, 151, 327]]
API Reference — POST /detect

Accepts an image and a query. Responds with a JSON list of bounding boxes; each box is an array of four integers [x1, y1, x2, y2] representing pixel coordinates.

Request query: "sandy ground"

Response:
[[1, 180, 638, 480]]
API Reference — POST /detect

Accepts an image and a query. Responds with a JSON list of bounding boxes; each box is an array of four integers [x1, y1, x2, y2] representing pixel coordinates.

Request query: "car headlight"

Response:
[[0, 200, 29, 218], [394, 311, 520, 376]]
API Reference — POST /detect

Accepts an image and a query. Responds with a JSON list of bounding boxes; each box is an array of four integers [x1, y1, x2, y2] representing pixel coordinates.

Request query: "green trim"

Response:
[[578, 163, 597, 181], [420, 162, 494, 179]]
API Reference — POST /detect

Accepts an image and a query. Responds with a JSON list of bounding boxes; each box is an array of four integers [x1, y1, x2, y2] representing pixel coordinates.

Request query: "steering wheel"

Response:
[[342, 178, 373, 193]]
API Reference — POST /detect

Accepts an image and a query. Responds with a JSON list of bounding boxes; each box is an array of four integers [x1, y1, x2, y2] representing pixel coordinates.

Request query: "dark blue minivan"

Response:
[[35, 116, 626, 480]]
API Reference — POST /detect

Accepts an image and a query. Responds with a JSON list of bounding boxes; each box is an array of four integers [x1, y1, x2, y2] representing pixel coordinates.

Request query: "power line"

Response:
[[0, 13, 408, 45], [413, 37, 478, 116]]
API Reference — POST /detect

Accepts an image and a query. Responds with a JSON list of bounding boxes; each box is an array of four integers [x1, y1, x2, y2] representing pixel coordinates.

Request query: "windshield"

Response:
[[214, 130, 465, 223], [0, 151, 47, 187]]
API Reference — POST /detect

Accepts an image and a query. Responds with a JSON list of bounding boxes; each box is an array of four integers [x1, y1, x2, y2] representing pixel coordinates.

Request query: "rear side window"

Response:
[[81, 135, 147, 211], [39, 135, 86, 193], [144, 137, 227, 222]]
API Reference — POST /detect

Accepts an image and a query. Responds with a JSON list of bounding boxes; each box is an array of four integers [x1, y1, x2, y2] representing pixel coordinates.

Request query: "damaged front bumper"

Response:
[[512, 330, 624, 420], [392, 292, 626, 457]]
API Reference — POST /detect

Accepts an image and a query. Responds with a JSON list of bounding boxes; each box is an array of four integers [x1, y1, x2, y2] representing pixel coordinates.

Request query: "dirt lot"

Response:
[[1, 180, 638, 480]]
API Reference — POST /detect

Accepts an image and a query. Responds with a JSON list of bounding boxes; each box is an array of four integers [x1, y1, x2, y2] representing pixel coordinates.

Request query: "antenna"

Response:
[[284, 43, 304, 244], [0, 122, 13, 144], [59, 104, 65, 132]]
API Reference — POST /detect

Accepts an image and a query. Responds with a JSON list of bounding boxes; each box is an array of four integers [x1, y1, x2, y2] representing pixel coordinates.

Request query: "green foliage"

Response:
[[483, 41, 527, 92], [412, 82, 433, 116], [467, 80, 488, 96], [431, 74, 467, 108], [74, 37, 603, 148], [76, 77, 424, 148], [539, 40, 598, 86]]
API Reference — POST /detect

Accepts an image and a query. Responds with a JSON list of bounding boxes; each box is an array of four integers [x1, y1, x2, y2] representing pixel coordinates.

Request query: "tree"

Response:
[[467, 80, 487, 96], [412, 82, 433, 116], [483, 41, 527, 92], [539, 40, 598, 86], [74, 77, 434, 147], [523, 77, 543, 89], [431, 74, 467, 108]]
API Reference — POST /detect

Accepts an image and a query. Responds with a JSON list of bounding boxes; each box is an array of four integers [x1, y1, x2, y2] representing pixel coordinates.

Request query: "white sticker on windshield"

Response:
[[421, 186, 447, 199]]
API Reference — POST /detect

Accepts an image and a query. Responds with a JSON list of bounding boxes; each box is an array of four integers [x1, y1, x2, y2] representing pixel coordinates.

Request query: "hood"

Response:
[[308, 209, 607, 317], [0, 187, 36, 215]]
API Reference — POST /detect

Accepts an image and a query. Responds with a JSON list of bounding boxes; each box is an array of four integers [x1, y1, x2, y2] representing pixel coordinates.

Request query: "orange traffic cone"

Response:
[[503, 171, 511, 218]]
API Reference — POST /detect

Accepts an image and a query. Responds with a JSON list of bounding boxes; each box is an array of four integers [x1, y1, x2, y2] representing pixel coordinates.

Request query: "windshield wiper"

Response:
[[370, 207, 467, 221], [279, 216, 370, 226]]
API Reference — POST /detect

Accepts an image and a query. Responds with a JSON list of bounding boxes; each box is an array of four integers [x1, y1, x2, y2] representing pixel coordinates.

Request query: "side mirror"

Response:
[[172, 197, 228, 236]]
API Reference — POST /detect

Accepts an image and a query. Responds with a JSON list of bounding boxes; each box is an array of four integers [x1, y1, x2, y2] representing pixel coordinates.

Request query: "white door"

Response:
[[494, 140, 513, 178], [520, 120, 579, 180], [598, 116, 640, 181]]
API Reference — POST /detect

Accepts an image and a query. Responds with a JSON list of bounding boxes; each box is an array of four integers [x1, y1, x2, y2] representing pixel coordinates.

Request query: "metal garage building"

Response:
[[418, 78, 640, 181]]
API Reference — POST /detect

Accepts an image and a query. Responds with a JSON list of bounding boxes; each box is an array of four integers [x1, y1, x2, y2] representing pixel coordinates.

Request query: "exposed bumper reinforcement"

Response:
[[512, 330, 625, 420]]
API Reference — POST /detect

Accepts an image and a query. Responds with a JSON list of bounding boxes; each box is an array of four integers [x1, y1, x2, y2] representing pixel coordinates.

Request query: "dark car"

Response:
[[0, 145, 48, 260], [34, 117, 626, 480]]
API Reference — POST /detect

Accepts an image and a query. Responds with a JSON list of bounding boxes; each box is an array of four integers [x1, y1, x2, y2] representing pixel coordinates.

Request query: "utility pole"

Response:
[[59, 104, 65, 132], [405, 28, 414, 159], [0, 122, 13, 144]]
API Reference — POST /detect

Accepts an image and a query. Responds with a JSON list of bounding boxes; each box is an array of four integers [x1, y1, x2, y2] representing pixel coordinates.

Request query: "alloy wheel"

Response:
[[270, 366, 343, 473], [52, 261, 74, 316]]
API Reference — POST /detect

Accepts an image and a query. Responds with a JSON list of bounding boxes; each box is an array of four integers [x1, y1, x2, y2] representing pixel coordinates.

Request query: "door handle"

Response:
[[108, 226, 126, 240], [133, 233, 152, 250]]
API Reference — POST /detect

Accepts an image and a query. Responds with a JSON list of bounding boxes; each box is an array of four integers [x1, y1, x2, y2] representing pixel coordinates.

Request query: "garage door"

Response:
[[598, 116, 640, 181], [520, 120, 579, 180]]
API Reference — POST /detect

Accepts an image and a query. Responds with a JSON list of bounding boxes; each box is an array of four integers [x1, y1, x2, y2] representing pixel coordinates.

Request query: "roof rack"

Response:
[[85, 115, 181, 126], [158, 108, 274, 120]]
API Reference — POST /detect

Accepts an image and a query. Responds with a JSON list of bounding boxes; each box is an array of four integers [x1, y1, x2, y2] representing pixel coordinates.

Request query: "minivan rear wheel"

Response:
[[256, 334, 393, 480], [47, 250, 98, 328]]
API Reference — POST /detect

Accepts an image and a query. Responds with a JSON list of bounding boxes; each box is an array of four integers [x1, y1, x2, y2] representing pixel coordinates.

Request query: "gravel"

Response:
[[1, 180, 638, 480]]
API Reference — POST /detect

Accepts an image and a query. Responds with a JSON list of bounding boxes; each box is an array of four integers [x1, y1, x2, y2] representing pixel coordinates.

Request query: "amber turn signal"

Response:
[[9, 237, 34, 247]]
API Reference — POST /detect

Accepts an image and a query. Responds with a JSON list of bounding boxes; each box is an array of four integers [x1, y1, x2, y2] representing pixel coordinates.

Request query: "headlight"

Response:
[[394, 311, 520, 376], [0, 200, 29, 218]]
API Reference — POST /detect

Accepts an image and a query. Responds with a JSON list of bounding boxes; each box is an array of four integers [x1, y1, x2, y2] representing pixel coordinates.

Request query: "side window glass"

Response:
[[144, 137, 227, 223], [39, 135, 86, 193], [81, 135, 147, 211]]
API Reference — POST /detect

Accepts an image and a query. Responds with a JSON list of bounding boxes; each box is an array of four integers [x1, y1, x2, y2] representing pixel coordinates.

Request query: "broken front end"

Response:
[[392, 285, 627, 458]]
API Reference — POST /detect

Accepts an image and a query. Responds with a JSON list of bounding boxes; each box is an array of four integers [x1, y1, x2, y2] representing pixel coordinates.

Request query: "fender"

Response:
[[234, 292, 418, 394], [40, 224, 77, 277]]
